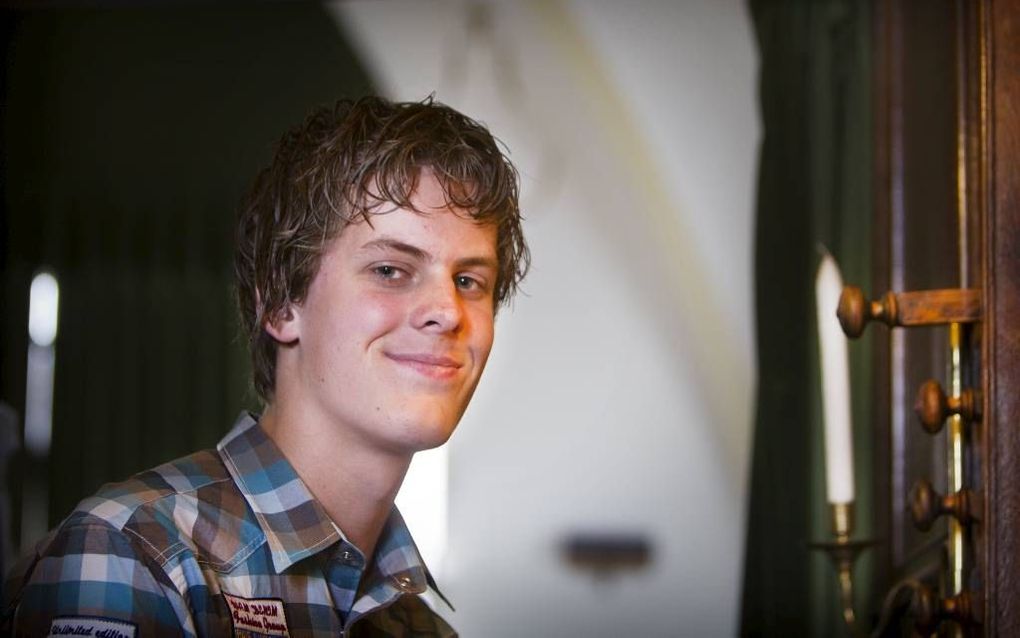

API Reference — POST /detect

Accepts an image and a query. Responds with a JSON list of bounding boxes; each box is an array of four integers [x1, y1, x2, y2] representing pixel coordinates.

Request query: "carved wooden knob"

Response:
[[909, 479, 978, 532], [914, 379, 981, 433], [837, 286, 897, 339], [836, 287, 981, 339], [910, 585, 981, 634]]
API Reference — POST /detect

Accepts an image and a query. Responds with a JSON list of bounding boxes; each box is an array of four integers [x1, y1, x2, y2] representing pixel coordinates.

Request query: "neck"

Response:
[[258, 401, 413, 561]]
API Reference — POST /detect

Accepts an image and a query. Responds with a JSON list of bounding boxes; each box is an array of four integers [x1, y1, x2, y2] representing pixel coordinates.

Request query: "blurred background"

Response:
[[0, 1, 882, 636]]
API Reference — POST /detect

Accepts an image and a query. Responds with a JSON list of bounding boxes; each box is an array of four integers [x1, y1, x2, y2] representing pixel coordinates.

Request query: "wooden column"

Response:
[[983, 0, 1020, 631]]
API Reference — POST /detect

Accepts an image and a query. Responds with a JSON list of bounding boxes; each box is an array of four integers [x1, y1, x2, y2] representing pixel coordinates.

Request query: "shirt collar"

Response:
[[217, 412, 341, 573], [215, 411, 446, 611], [357, 504, 456, 616]]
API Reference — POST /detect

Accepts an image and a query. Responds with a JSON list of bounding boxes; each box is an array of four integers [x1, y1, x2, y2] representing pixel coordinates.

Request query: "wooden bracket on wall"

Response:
[[836, 287, 981, 338]]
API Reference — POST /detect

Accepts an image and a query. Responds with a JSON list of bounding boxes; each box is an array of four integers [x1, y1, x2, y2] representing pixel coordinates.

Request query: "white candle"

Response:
[[816, 252, 854, 504]]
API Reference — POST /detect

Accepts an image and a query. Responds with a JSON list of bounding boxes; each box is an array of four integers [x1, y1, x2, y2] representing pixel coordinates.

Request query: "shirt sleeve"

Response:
[[4, 521, 188, 637]]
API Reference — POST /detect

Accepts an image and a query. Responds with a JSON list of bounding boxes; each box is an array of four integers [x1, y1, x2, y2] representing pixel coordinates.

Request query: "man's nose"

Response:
[[411, 277, 463, 333]]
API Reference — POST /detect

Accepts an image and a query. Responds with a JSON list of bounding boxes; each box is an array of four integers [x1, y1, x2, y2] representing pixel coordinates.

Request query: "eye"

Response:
[[455, 274, 491, 295], [371, 264, 410, 284]]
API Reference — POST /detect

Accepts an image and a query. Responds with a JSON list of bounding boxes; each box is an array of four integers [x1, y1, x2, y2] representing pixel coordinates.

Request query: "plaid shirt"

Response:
[[3, 412, 456, 637]]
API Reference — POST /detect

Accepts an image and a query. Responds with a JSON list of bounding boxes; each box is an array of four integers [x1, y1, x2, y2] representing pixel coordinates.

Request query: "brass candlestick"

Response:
[[808, 502, 878, 634]]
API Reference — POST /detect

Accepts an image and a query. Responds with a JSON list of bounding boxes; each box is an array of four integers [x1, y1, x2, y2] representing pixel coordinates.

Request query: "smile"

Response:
[[384, 353, 464, 380]]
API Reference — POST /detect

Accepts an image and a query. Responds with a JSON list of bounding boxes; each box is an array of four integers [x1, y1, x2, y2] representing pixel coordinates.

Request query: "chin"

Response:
[[389, 407, 462, 453], [403, 420, 458, 452], [407, 432, 454, 453]]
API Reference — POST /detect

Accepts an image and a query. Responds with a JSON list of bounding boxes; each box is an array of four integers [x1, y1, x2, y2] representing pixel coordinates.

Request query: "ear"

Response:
[[264, 304, 300, 345]]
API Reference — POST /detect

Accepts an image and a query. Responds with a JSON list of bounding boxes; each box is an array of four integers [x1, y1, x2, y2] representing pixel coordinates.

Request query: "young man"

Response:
[[3, 97, 528, 636]]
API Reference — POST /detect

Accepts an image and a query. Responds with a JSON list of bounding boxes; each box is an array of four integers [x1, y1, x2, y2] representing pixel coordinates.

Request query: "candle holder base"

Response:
[[808, 536, 880, 635]]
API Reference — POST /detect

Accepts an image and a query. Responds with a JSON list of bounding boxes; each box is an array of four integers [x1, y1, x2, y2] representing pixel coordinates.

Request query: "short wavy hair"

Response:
[[235, 96, 529, 402]]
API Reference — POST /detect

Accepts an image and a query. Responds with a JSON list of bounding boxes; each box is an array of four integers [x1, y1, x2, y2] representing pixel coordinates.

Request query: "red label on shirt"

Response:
[[223, 594, 290, 637]]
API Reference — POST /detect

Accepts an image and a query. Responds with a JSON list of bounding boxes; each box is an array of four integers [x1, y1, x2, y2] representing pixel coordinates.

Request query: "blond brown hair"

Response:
[[235, 96, 529, 402]]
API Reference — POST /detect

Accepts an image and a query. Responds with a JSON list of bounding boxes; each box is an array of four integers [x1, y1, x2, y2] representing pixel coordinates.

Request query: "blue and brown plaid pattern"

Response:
[[3, 412, 456, 637]]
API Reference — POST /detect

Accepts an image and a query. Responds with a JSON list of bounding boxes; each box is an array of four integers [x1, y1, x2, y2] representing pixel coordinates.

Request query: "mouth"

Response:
[[384, 352, 464, 380]]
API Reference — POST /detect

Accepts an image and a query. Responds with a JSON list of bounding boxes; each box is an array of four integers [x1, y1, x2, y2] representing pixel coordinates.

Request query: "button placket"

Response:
[[325, 547, 365, 624]]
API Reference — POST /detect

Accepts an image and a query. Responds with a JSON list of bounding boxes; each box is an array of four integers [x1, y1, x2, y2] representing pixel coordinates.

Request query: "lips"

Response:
[[384, 352, 464, 380]]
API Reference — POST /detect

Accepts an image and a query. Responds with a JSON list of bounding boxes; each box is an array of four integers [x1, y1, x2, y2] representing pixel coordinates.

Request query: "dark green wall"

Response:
[[0, 3, 375, 546], [741, 1, 874, 635]]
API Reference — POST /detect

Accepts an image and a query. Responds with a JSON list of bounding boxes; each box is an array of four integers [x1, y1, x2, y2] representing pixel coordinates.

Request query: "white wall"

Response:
[[329, 1, 759, 635]]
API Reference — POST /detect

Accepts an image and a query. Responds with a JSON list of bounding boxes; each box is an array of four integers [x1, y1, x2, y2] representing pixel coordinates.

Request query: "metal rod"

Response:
[[948, 323, 966, 597]]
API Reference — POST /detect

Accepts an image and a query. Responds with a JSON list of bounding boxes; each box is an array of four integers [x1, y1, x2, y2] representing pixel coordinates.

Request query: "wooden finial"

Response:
[[914, 379, 981, 433], [836, 287, 980, 339], [909, 479, 978, 532]]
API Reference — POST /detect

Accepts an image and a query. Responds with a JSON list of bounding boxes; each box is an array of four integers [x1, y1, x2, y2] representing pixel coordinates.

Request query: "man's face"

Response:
[[275, 173, 498, 455]]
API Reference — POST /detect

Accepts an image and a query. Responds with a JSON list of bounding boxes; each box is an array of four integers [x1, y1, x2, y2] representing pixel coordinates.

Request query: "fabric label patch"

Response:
[[48, 616, 137, 638], [224, 593, 290, 637]]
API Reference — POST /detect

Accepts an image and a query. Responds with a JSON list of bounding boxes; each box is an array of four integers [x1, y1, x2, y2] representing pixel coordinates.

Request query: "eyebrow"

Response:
[[361, 238, 428, 261], [359, 237, 498, 271]]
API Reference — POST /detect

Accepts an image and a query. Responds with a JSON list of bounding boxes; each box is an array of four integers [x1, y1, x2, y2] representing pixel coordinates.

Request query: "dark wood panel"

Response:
[[878, 0, 958, 576], [984, 0, 1020, 631], [871, 0, 1020, 633]]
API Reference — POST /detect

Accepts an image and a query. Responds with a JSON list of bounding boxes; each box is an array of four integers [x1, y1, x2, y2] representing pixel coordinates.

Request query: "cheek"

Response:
[[303, 291, 405, 364], [469, 310, 496, 359], [319, 291, 406, 358], [356, 292, 407, 336]]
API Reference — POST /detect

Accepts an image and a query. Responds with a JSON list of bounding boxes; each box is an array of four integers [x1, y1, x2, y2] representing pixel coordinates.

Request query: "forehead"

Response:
[[338, 207, 497, 259], [334, 172, 497, 256]]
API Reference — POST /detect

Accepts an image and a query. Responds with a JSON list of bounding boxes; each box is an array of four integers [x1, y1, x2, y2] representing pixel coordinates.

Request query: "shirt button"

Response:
[[397, 576, 413, 590]]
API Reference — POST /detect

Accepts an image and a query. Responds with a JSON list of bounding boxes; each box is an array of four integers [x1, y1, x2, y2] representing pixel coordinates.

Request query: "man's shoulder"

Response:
[[81, 447, 223, 503], [57, 446, 262, 570], [4, 446, 269, 634], [75, 447, 228, 527], [2, 512, 186, 634]]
